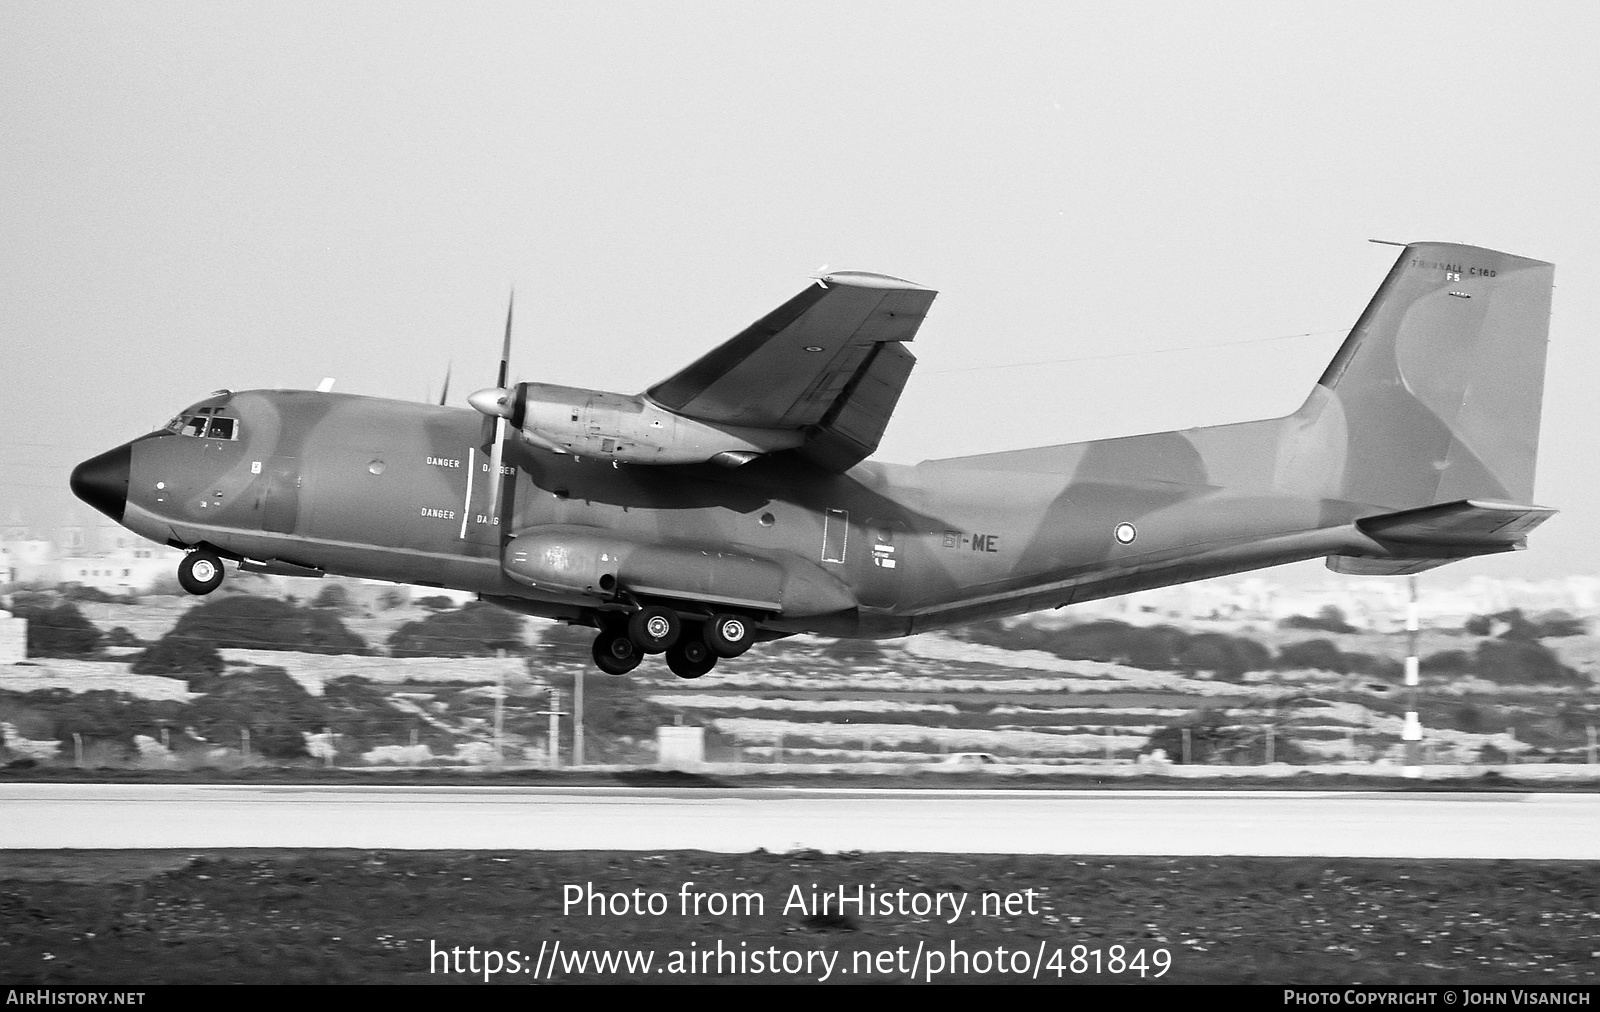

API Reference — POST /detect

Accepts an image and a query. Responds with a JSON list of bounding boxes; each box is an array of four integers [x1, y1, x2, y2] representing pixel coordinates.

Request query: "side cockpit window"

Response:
[[205, 417, 235, 440]]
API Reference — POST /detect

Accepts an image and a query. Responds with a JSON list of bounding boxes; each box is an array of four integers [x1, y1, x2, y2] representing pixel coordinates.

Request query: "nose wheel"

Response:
[[177, 549, 225, 596]]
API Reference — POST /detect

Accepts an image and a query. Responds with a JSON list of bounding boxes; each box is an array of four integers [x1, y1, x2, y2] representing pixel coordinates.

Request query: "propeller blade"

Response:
[[497, 290, 514, 388], [438, 364, 452, 406], [486, 416, 506, 524], [484, 288, 515, 527]]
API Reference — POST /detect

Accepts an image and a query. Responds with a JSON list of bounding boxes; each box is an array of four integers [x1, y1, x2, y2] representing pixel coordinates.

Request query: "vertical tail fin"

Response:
[[1301, 242, 1553, 510]]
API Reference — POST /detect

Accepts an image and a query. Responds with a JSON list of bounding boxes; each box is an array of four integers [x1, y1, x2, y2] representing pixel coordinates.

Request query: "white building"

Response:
[[1, 521, 183, 593]]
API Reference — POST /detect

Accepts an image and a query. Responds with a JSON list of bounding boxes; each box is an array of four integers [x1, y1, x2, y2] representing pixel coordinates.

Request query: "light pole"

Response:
[[1402, 576, 1423, 776]]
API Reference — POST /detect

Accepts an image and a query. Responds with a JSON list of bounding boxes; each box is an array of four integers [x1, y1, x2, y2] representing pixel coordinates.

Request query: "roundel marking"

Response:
[[1114, 522, 1137, 545]]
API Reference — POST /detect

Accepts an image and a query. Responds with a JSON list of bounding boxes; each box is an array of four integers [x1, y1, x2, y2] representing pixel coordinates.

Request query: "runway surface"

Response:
[[3, 784, 1597, 858]]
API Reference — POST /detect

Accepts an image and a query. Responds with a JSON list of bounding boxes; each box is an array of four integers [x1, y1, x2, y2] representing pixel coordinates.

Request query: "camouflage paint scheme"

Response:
[[72, 242, 1555, 666]]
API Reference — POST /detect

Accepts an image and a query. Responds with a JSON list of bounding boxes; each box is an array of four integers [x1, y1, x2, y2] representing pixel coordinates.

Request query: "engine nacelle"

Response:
[[518, 383, 803, 465], [501, 525, 857, 617]]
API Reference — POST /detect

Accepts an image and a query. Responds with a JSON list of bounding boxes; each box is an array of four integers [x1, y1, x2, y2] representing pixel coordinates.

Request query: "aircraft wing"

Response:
[[647, 271, 937, 471]]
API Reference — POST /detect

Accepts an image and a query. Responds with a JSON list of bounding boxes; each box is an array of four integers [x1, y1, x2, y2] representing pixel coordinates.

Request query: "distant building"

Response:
[[0, 609, 24, 663], [1, 521, 183, 592]]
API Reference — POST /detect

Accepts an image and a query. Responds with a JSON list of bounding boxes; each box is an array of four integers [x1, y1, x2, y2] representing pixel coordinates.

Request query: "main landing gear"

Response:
[[589, 607, 758, 678], [177, 548, 225, 595]]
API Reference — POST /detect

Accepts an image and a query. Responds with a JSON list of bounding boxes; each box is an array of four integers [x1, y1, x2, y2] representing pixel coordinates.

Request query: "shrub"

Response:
[[61, 584, 120, 604], [186, 666, 326, 759], [1453, 702, 1485, 734], [546, 670, 677, 744], [1474, 639, 1582, 685], [1531, 610, 1588, 638], [1342, 651, 1402, 678], [1279, 605, 1357, 634], [130, 634, 225, 682], [1060, 621, 1191, 669], [1144, 710, 1258, 764], [13, 599, 102, 657], [311, 583, 353, 612], [1420, 649, 1473, 673], [531, 622, 599, 666], [165, 595, 369, 655], [959, 617, 1278, 675], [2, 687, 187, 751], [321, 676, 415, 747], [1467, 608, 1587, 640], [104, 626, 144, 648], [1175, 633, 1272, 681], [388, 601, 525, 657], [418, 595, 458, 611], [1276, 638, 1350, 674], [1422, 640, 1581, 685]]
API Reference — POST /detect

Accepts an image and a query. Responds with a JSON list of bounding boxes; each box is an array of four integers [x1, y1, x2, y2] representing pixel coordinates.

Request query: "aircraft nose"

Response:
[[70, 443, 132, 522]]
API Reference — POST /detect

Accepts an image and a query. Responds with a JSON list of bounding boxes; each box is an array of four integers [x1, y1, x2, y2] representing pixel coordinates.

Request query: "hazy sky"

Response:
[[4, 2, 1597, 584]]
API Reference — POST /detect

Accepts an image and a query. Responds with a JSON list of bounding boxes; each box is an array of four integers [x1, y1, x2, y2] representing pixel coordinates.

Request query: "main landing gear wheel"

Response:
[[177, 549, 225, 596], [666, 635, 717, 679], [704, 612, 756, 658], [628, 605, 681, 654], [592, 629, 642, 675]]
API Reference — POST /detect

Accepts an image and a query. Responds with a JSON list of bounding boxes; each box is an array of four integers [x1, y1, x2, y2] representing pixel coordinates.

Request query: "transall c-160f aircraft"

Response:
[[71, 241, 1555, 678]]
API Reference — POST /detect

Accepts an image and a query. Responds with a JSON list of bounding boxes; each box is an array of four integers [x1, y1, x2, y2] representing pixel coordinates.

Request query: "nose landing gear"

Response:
[[177, 549, 225, 596]]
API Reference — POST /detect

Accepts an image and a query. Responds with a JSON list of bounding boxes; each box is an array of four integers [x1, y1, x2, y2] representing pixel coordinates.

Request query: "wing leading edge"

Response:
[[647, 271, 937, 471]]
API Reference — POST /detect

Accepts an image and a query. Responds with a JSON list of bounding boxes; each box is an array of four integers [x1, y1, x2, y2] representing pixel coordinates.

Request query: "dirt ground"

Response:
[[2, 849, 1596, 985]]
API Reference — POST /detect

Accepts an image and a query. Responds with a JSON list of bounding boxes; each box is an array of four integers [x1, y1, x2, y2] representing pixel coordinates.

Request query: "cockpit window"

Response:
[[170, 412, 240, 440]]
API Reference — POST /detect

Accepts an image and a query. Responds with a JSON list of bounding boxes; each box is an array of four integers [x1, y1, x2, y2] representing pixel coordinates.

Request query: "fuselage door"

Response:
[[821, 508, 849, 564], [255, 456, 301, 535]]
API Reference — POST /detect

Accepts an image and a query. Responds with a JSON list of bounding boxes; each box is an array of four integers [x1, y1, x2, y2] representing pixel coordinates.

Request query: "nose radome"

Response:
[[70, 444, 132, 522]]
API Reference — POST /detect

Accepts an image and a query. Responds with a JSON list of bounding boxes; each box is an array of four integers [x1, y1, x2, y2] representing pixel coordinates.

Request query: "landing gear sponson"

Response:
[[590, 606, 758, 679], [170, 543, 759, 679]]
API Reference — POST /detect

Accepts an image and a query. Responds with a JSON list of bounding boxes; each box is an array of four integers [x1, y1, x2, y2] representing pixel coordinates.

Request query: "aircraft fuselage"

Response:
[[95, 387, 1377, 639]]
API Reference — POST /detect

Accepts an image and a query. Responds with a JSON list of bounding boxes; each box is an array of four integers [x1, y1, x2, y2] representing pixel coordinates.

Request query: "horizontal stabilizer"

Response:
[[1356, 499, 1556, 546]]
